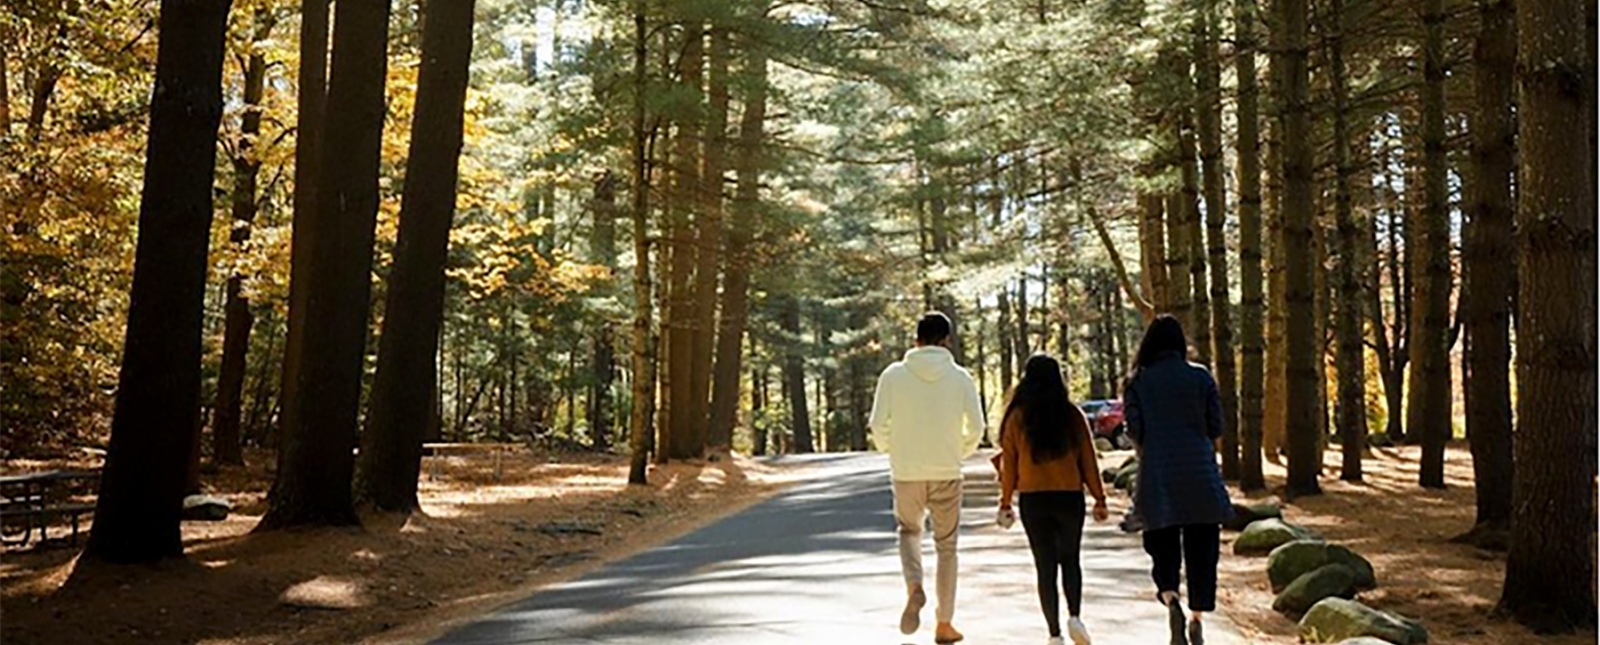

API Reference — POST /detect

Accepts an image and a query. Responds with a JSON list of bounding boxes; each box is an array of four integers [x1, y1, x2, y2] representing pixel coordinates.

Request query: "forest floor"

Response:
[[1217, 443, 1593, 645], [0, 446, 806, 645]]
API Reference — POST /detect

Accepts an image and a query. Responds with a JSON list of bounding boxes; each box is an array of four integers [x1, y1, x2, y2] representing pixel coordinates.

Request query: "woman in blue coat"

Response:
[[1124, 315, 1232, 645]]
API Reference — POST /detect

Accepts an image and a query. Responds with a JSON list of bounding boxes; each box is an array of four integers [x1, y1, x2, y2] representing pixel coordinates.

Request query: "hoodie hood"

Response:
[[903, 346, 957, 382]]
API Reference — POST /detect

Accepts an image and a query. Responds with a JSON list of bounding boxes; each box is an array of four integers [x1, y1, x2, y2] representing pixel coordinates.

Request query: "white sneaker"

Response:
[[1067, 617, 1092, 645]]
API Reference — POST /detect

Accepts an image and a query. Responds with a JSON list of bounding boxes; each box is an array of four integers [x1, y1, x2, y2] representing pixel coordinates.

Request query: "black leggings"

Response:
[[1019, 491, 1086, 637], [1141, 523, 1220, 611]]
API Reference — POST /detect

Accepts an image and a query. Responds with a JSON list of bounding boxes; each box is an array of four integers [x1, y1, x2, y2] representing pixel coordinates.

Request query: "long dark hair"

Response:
[[1133, 314, 1189, 370], [1003, 353, 1086, 464]]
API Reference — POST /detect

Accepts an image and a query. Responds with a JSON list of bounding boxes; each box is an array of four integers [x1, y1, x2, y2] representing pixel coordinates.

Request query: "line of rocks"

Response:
[[1229, 504, 1429, 645]]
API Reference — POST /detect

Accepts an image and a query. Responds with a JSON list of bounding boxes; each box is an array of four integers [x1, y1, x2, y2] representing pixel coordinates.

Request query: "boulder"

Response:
[[1118, 455, 1139, 470], [1335, 639, 1397, 645], [1094, 437, 1115, 453], [181, 494, 232, 521], [1234, 518, 1321, 555], [1272, 564, 1359, 616], [1113, 463, 1139, 490], [1101, 467, 1119, 484], [1299, 598, 1429, 644], [1224, 500, 1284, 531], [1269, 540, 1377, 592]]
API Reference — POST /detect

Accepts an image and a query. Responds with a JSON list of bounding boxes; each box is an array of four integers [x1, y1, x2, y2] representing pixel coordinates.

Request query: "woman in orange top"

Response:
[[997, 354, 1110, 645]]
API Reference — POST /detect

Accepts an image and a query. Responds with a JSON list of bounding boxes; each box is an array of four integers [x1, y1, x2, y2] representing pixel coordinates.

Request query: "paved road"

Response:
[[431, 453, 1245, 645]]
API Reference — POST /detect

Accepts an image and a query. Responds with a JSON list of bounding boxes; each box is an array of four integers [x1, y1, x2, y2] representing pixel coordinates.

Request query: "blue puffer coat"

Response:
[[1126, 352, 1233, 531]]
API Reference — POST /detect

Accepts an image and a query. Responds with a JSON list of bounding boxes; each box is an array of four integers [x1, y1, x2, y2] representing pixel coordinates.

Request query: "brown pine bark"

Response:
[[1327, 0, 1365, 482], [212, 13, 274, 469], [1195, 0, 1235, 478], [708, 44, 767, 451], [1410, 0, 1453, 489], [356, 0, 475, 513], [1262, 31, 1288, 464], [1278, 0, 1321, 498], [278, 0, 331, 451], [84, 0, 232, 564], [626, 0, 654, 485], [590, 171, 619, 450], [1497, 0, 1596, 628], [662, 25, 703, 461], [687, 25, 730, 454], [1234, 0, 1266, 491], [1459, 0, 1514, 538], [1178, 108, 1210, 366], [781, 295, 813, 453], [260, 0, 391, 529], [1140, 193, 1171, 313]]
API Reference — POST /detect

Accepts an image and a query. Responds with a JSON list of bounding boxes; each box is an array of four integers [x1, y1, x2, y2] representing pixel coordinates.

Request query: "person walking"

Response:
[[869, 312, 986, 644], [1124, 315, 1233, 645], [996, 353, 1110, 645]]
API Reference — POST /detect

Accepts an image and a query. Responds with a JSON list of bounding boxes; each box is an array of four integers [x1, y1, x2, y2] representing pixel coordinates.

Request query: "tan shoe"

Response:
[[899, 586, 926, 635], [935, 621, 964, 644]]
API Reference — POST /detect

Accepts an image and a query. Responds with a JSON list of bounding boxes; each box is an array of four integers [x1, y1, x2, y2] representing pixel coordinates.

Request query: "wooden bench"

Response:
[[0, 470, 99, 547]]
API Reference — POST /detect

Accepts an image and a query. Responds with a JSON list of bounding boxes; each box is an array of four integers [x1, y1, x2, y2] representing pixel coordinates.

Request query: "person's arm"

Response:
[[998, 414, 1020, 509], [1076, 408, 1108, 505], [1204, 370, 1224, 441], [1123, 375, 1145, 448], [960, 374, 986, 457], [868, 368, 894, 453]]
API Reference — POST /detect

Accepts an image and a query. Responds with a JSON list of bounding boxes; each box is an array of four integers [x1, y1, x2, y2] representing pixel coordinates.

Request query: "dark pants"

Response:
[[1141, 523, 1220, 612], [1020, 491, 1086, 637]]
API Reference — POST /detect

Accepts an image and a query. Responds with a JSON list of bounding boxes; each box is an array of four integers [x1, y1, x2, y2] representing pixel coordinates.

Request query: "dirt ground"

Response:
[[1216, 443, 1594, 645], [0, 446, 805, 645]]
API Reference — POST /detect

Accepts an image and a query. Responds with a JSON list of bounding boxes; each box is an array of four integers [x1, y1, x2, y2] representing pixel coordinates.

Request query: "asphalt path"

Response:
[[430, 453, 1245, 645]]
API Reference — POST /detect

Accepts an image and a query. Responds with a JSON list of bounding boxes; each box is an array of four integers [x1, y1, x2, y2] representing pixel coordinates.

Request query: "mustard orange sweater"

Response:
[[997, 407, 1107, 507]]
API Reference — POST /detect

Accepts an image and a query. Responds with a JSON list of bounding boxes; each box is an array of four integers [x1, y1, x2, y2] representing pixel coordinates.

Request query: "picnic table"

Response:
[[0, 470, 99, 547], [422, 442, 520, 482]]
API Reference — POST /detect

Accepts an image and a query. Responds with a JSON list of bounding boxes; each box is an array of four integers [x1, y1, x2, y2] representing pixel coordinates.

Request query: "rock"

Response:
[[1118, 455, 1139, 470], [1272, 564, 1359, 616], [1093, 437, 1115, 453], [1224, 500, 1283, 531], [1334, 639, 1396, 645], [181, 494, 231, 521], [1101, 467, 1119, 484], [1269, 540, 1377, 592], [1113, 463, 1139, 490], [1234, 518, 1321, 555], [1299, 598, 1429, 644]]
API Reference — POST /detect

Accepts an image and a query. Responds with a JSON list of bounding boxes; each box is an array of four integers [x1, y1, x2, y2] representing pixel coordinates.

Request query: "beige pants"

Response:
[[893, 479, 963, 622]]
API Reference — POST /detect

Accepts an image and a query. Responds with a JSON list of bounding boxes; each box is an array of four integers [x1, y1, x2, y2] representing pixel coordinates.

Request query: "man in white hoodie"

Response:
[[869, 312, 986, 644]]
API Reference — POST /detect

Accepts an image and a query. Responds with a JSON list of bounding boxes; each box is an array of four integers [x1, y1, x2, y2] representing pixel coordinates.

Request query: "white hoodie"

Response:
[[868, 346, 987, 481]]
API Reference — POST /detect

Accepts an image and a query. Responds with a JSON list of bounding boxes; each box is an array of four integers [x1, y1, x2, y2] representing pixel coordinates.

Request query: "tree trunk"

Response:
[[751, 364, 767, 455], [1328, 0, 1365, 482], [781, 296, 813, 453], [1140, 193, 1171, 313], [687, 25, 730, 455], [278, 0, 331, 454], [84, 0, 232, 564], [356, 0, 474, 513], [663, 25, 703, 461], [1262, 43, 1288, 465], [1278, 0, 1320, 498], [1195, 0, 1235, 478], [1410, 0, 1453, 489], [260, 0, 391, 529], [626, 0, 654, 485], [999, 289, 1014, 394], [1179, 109, 1210, 366], [1497, 0, 1596, 628], [590, 171, 618, 450], [708, 44, 766, 451], [1234, 0, 1266, 492], [1459, 0, 1514, 537], [212, 14, 274, 469]]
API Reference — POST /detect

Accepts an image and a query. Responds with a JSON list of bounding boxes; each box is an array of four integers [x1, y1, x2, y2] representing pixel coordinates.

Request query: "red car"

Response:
[[1080, 399, 1132, 449]]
